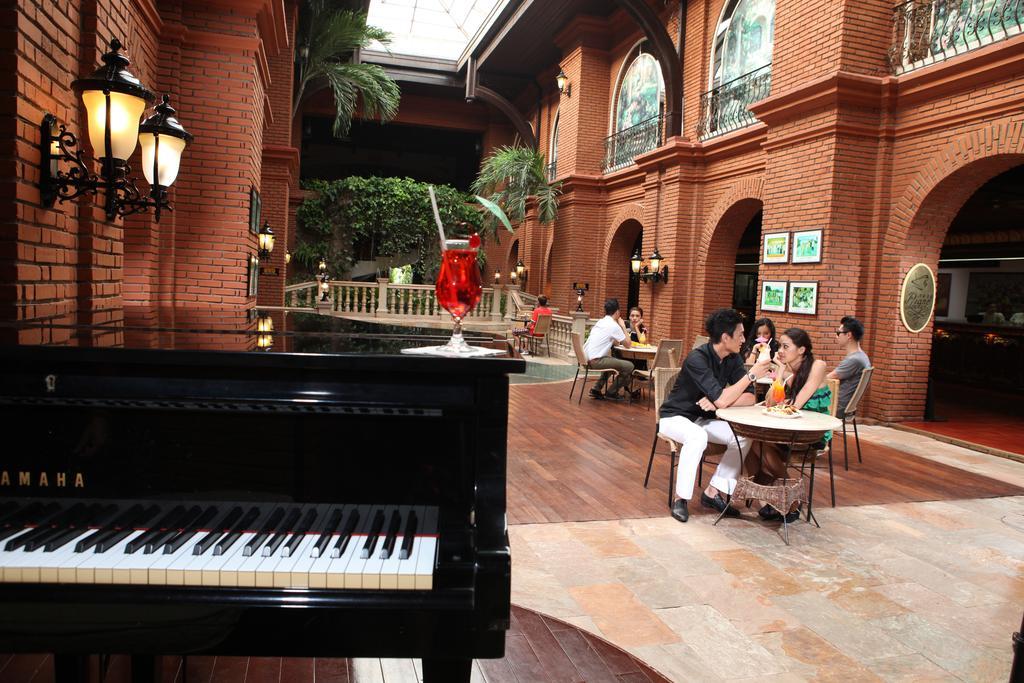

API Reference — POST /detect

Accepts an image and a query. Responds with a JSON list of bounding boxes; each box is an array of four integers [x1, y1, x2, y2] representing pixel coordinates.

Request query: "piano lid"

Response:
[[0, 304, 523, 369]]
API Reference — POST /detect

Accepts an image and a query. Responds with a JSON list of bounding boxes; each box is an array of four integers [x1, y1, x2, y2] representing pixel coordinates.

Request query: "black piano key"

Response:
[[380, 509, 403, 560], [242, 507, 285, 557], [125, 505, 187, 554], [193, 506, 242, 556], [25, 502, 102, 551], [44, 504, 117, 551], [163, 505, 219, 555], [5, 503, 81, 551], [311, 508, 343, 558], [77, 504, 146, 553], [144, 505, 204, 554], [214, 506, 261, 556], [331, 509, 361, 558], [399, 510, 419, 560], [93, 505, 160, 553], [282, 508, 318, 558], [0, 502, 58, 543], [360, 509, 386, 559], [262, 508, 301, 557]]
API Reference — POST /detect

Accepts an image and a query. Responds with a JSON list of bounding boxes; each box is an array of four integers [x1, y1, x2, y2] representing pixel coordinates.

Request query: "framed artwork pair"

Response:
[[762, 229, 823, 264], [760, 280, 819, 315]]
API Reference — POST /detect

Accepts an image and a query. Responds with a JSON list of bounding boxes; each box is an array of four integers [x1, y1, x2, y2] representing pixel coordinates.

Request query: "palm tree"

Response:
[[294, 2, 401, 137], [471, 146, 560, 231]]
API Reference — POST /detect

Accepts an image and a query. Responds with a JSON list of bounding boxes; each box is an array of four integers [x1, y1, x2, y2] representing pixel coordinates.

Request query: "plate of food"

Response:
[[763, 404, 801, 418]]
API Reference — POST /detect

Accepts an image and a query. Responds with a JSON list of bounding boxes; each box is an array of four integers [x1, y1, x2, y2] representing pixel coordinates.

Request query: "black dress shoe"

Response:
[[758, 504, 782, 521], [589, 388, 605, 400], [604, 392, 623, 401], [700, 492, 740, 518], [671, 499, 689, 523], [783, 506, 802, 524]]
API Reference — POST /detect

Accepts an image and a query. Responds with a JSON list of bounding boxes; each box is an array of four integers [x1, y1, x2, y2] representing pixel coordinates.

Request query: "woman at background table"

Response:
[[743, 317, 779, 365], [747, 327, 831, 523], [627, 307, 649, 343]]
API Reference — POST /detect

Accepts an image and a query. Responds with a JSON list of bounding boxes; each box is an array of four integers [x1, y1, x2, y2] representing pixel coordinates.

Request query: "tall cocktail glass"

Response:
[[435, 238, 483, 353]]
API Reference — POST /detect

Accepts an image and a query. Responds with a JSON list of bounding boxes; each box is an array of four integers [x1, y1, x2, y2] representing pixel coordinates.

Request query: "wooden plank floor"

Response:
[[0, 607, 669, 683], [506, 379, 1024, 524]]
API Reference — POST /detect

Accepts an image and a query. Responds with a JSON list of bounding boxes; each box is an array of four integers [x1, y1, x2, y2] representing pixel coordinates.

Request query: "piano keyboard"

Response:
[[0, 500, 438, 590]]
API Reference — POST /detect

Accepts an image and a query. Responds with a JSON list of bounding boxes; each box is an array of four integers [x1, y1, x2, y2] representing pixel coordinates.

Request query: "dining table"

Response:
[[714, 405, 841, 544], [613, 344, 657, 361]]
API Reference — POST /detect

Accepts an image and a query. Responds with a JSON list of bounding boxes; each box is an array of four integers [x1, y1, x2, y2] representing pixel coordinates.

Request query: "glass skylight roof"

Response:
[[367, 0, 505, 61]]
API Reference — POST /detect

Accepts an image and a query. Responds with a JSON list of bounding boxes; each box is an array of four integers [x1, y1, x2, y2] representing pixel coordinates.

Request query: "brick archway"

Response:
[[505, 238, 520, 282], [696, 177, 765, 325], [874, 123, 1024, 422], [603, 218, 644, 312]]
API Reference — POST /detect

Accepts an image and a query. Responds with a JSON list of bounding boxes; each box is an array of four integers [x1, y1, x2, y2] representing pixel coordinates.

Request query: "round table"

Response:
[[613, 345, 657, 361], [714, 406, 841, 544]]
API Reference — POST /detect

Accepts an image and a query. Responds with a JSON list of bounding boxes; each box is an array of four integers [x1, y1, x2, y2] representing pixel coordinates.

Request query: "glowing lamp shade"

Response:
[[138, 96, 193, 188], [80, 89, 148, 161], [515, 260, 526, 278], [71, 39, 155, 162], [256, 314, 274, 333], [258, 221, 275, 256], [630, 249, 643, 274], [649, 249, 662, 273]]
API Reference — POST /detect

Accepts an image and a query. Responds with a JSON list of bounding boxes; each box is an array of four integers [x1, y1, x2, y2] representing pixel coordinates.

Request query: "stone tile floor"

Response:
[[509, 426, 1024, 682]]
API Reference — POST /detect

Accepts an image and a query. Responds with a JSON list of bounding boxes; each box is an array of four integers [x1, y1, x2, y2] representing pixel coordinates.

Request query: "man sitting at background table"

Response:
[[583, 298, 634, 400], [659, 308, 774, 522], [512, 295, 553, 354]]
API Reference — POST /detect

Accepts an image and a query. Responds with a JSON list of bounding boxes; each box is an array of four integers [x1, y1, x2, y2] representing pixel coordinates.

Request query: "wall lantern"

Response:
[[318, 258, 327, 275], [515, 259, 527, 283], [319, 272, 331, 302], [255, 312, 274, 351], [493, 271, 500, 285], [556, 69, 571, 97], [40, 39, 193, 221], [572, 281, 589, 312], [258, 220, 275, 259], [284, 250, 292, 265], [509, 269, 517, 284], [631, 248, 669, 284]]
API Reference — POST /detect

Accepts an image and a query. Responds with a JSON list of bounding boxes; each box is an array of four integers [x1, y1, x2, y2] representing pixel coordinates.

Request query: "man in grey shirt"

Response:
[[827, 316, 870, 417]]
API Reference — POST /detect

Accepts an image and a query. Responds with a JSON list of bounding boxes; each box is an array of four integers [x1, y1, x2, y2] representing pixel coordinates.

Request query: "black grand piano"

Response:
[[0, 308, 523, 681]]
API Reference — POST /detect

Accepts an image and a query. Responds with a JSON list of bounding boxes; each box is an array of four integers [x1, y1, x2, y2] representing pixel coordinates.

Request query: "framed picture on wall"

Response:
[[249, 186, 261, 235], [791, 229, 823, 263], [788, 281, 818, 315], [935, 272, 951, 317], [762, 232, 789, 264], [761, 281, 787, 312]]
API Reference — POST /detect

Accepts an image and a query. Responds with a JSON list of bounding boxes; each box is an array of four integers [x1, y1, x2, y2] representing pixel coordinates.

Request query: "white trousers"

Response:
[[658, 415, 751, 500]]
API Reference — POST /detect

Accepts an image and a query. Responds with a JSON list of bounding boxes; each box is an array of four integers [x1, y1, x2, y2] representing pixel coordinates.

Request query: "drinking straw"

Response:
[[427, 185, 447, 251]]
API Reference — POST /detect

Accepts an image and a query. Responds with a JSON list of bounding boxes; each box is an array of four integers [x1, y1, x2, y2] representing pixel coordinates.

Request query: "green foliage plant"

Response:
[[294, 3, 401, 137], [471, 145, 561, 231]]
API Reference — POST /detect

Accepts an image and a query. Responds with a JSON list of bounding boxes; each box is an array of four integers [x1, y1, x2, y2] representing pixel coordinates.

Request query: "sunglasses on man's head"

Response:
[[835, 329, 848, 336]]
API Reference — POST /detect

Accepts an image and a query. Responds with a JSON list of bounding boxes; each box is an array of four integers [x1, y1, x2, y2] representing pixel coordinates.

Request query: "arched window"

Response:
[[605, 42, 665, 172], [700, 0, 774, 139], [710, 0, 774, 88], [548, 112, 559, 181]]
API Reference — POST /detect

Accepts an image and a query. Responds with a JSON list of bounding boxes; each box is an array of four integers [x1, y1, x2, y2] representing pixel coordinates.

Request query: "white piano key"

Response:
[[76, 531, 146, 584], [38, 530, 98, 583], [253, 548, 287, 588], [307, 535, 339, 589], [413, 536, 437, 590], [204, 532, 255, 587], [57, 532, 103, 583], [328, 534, 365, 589], [110, 542, 164, 584], [273, 534, 317, 588], [234, 538, 270, 587], [18, 529, 96, 583], [380, 506, 419, 590], [0, 528, 43, 582], [397, 535, 421, 590], [359, 537, 388, 590]]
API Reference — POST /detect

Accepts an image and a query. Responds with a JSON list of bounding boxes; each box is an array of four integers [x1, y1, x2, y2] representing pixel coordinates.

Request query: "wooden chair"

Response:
[[840, 366, 873, 470], [692, 334, 709, 349], [643, 368, 725, 507], [526, 313, 552, 357], [568, 332, 619, 404], [630, 343, 677, 409]]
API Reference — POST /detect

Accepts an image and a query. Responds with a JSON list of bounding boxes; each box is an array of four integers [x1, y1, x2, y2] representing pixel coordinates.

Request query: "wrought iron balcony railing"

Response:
[[603, 115, 664, 173], [546, 160, 558, 182], [889, 0, 1024, 74], [697, 64, 772, 140]]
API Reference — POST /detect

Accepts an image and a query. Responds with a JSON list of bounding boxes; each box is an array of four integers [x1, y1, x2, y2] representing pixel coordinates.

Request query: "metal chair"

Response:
[[568, 332, 619, 404], [840, 366, 873, 470]]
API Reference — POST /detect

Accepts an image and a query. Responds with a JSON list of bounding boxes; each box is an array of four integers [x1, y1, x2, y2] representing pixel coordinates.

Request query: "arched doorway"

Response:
[[879, 150, 1024, 431], [606, 219, 643, 312], [507, 239, 520, 285], [916, 164, 1024, 449], [702, 199, 763, 326]]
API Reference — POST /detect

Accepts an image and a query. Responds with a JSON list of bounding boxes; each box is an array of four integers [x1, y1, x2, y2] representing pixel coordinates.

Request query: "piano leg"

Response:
[[53, 654, 89, 683], [422, 658, 471, 683], [130, 654, 160, 683]]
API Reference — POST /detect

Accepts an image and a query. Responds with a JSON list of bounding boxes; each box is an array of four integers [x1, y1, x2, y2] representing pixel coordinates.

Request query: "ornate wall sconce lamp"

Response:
[[630, 248, 669, 284], [257, 221, 275, 259], [40, 39, 193, 222], [556, 69, 571, 97]]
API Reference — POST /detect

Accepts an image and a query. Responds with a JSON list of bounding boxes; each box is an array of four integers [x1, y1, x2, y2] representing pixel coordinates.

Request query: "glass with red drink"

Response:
[[435, 238, 482, 353]]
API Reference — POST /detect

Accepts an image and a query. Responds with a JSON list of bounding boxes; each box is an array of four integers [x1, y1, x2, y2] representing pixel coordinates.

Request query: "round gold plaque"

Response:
[[900, 263, 936, 333]]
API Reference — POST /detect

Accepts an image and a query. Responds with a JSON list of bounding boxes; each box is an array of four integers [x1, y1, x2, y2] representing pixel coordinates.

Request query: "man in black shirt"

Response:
[[660, 309, 773, 522]]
